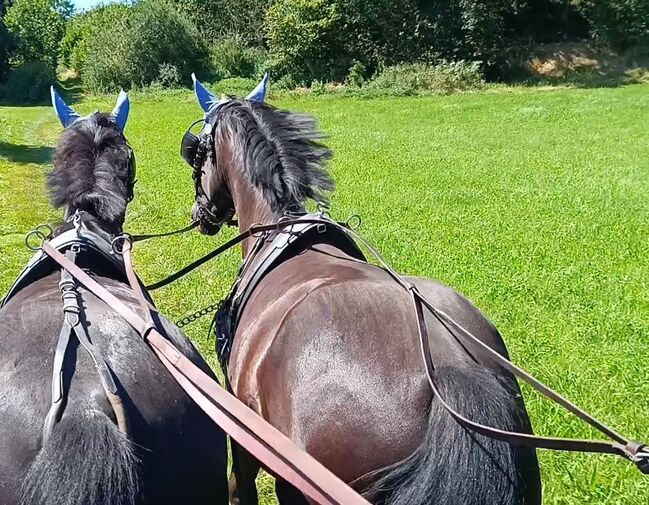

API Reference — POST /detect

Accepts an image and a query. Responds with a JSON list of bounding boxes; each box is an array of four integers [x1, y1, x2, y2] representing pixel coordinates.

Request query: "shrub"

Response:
[[210, 35, 267, 78], [575, 0, 649, 48], [365, 61, 485, 96], [81, 0, 209, 92], [155, 63, 182, 88], [0, 61, 55, 104], [345, 60, 367, 87], [168, 0, 273, 46], [266, 0, 345, 84], [4, 0, 66, 68], [59, 4, 130, 73]]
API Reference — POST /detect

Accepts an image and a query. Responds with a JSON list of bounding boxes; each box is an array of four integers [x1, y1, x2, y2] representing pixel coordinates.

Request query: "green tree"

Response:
[[4, 0, 66, 68]]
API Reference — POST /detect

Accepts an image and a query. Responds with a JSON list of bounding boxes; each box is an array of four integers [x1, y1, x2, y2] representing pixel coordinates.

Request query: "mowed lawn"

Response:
[[1, 84, 648, 504]]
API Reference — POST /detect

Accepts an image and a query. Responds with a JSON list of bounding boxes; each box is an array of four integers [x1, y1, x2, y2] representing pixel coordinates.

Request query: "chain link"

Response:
[[175, 300, 222, 328]]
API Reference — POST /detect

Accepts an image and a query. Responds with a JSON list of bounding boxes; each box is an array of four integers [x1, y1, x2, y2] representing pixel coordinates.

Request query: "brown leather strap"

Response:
[[136, 216, 648, 472], [339, 225, 648, 472], [41, 241, 370, 505]]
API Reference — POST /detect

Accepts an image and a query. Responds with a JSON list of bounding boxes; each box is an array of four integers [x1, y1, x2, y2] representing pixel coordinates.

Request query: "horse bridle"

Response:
[[181, 118, 234, 231]]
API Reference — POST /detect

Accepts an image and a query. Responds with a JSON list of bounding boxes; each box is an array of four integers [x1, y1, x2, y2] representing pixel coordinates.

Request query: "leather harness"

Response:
[[214, 213, 366, 368], [3, 219, 132, 440], [6, 214, 647, 505]]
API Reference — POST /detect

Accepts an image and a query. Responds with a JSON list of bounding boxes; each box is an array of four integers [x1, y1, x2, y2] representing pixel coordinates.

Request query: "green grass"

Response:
[[1, 84, 648, 504]]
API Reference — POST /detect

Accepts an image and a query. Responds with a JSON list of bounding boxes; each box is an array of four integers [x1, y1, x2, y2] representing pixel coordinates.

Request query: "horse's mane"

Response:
[[215, 100, 334, 214], [47, 113, 133, 232]]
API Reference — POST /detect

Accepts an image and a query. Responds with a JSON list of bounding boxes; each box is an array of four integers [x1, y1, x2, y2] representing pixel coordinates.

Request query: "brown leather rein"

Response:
[[38, 213, 648, 505], [40, 239, 370, 505], [136, 216, 648, 475]]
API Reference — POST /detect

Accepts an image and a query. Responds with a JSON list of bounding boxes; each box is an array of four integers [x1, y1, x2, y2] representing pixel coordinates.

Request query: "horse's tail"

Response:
[[21, 404, 140, 505], [363, 366, 540, 505]]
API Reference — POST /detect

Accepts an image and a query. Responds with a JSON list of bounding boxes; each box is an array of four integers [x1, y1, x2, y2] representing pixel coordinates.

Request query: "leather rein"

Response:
[[135, 215, 649, 475], [31, 213, 647, 505], [38, 235, 371, 505]]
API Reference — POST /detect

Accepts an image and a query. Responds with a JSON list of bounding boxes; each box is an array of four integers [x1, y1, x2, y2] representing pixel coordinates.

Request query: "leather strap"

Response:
[[340, 225, 649, 473], [131, 221, 199, 243], [145, 218, 350, 291], [41, 241, 370, 505], [139, 215, 648, 473]]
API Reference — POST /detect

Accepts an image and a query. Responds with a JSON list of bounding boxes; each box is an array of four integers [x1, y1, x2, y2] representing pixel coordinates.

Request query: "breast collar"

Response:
[[214, 212, 366, 370]]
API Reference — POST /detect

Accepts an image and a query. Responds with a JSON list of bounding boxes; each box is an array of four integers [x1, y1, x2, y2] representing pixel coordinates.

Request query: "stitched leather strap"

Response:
[[41, 241, 370, 505]]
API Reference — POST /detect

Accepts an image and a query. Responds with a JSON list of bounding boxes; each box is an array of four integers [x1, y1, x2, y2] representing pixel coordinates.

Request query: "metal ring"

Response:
[[25, 230, 46, 251], [111, 234, 133, 255], [346, 214, 362, 230], [36, 224, 53, 239]]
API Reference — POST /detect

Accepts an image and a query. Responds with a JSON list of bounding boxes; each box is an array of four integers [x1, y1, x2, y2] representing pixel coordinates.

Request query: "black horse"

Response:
[[0, 90, 228, 505]]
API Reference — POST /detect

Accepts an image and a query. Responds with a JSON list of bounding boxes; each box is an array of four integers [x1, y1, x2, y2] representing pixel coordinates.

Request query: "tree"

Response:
[[4, 0, 66, 68]]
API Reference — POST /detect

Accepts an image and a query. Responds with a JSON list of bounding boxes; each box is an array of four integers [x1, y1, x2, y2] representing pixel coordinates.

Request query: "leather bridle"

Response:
[[181, 119, 234, 233]]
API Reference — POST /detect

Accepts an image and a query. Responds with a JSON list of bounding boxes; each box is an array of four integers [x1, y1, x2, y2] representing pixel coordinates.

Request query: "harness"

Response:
[[213, 213, 366, 369], [2, 215, 136, 440]]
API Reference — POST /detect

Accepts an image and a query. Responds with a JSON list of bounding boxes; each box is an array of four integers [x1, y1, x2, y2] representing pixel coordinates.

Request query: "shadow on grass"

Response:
[[0, 141, 53, 165]]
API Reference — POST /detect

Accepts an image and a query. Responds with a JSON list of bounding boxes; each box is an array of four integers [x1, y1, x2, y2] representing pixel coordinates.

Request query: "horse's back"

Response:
[[0, 272, 227, 504]]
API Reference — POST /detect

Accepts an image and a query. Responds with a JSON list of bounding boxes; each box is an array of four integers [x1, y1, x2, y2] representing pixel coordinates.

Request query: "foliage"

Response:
[[168, 0, 273, 46], [266, 0, 344, 84], [345, 60, 366, 87], [574, 0, 649, 48], [3, 0, 66, 68], [58, 4, 129, 73], [0, 60, 55, 103], [210, 35, 267, 79], [155, 62, 182, 88], [363, 61, 485, 96], [0, 17, 12, 80], [81, 0, 209, 92]]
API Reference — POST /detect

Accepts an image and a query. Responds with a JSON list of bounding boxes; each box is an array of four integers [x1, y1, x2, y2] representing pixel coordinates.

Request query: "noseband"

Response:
[[181, 119, 234, 230]]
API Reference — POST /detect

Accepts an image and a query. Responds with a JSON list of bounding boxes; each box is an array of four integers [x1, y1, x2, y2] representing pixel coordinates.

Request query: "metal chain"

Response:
[[175, 300, 222, 328]]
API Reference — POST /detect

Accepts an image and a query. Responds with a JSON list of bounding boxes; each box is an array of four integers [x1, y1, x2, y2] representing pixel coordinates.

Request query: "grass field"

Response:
[[1, 83, 648, 504]]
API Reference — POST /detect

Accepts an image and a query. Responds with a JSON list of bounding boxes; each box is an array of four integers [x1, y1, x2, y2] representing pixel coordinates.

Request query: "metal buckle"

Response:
[[632, 449, 649, 474]]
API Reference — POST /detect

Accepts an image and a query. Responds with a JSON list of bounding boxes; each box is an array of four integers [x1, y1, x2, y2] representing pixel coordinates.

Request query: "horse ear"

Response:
[[192, 73, 218, 113], [50, 86, 80, 128], [246, 73, 269, 102], [110, 90, 130, 132]]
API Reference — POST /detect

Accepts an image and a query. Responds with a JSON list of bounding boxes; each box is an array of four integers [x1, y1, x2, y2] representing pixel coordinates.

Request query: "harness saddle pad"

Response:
[[215, 214, 366, 368], [2, 228, 128, 307]]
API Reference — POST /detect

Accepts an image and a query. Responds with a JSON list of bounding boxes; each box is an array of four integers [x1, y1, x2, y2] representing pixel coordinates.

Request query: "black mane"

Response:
[[215, 100, 334, 214], [47, 113, 133, 233]]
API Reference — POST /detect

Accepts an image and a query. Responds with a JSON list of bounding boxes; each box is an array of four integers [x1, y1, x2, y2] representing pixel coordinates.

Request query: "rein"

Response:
[[141, 215, 649, 473], [39, 238, 371, 505]]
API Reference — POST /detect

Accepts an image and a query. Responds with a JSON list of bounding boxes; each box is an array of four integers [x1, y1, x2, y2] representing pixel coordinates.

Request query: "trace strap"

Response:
[[146, 216, 647, 474], [40, 240, 371, 505]]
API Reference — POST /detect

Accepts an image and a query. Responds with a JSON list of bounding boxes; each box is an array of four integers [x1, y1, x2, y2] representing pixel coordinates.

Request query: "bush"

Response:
[[155, 63, 182, 88], [59, 4, 130, 73], [365, 61, 485, 96], [0, 61, 55, 103], [168, 0, 273, 46], [210, 35, 267, 78], [81, 0, 209, 92], [266, 0, 345, 84], [4, 0, 66, 68], [576, 0, 649, 48]]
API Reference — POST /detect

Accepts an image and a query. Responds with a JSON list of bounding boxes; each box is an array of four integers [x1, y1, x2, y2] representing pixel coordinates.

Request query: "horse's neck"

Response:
[[228, 170, 276, 257]]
